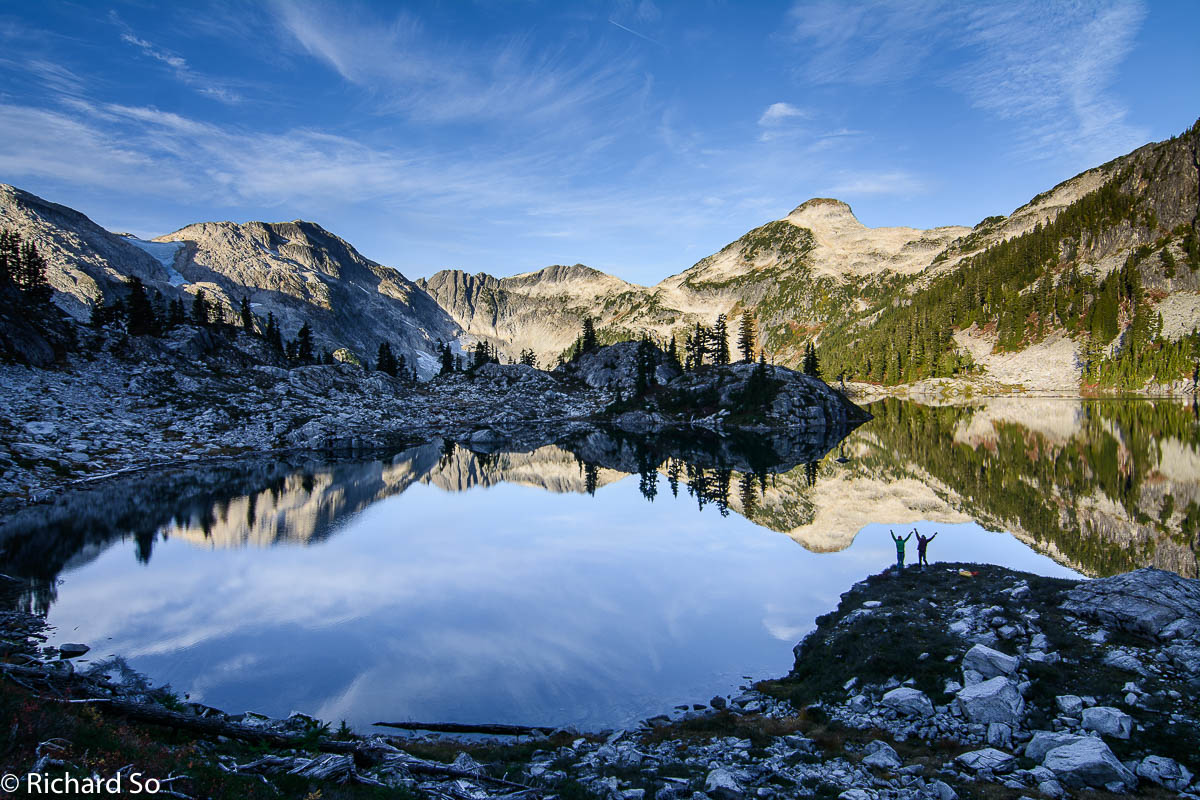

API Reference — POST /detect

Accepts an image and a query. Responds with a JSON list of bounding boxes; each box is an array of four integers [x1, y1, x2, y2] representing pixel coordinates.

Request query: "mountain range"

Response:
[[2, 119, 1197, 387]]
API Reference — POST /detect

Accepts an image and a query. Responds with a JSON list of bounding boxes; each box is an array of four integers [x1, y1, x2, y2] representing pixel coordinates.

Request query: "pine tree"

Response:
[[689, 322, 709, 368], [17, 241, 52, 303], [0, 230, 18, 286], [666, 335, 681, 370], [125, 276, 156, 336], [635, 333, 657, 396], [737, 312, 756, 362], [166, 298, 185, 328], [713, 314, 730, 365], [803, 342, 822, 379], [581, 317, 598, 353], [376, 342, 398, 376], [191, 290, 211, 326], [439, 341, 454, 375], [264, 312, 283, 353], [519, 348, 537, 367], [240, 296, 254, 333], [296, 322, 314, 363], [473, 340, 488, 369]]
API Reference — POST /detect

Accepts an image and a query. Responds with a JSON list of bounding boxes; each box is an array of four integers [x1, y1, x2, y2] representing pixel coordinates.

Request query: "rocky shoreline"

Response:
[[0, 326, 867, 511], [3, 564, 1197, 799]]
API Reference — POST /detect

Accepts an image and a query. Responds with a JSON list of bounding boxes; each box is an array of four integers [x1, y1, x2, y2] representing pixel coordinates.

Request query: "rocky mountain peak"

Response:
[[785, 198, 862, 229]]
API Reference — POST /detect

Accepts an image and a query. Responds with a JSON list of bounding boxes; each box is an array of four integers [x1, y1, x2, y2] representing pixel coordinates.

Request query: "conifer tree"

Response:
[[376, 341, 398, 376], [191, 290, 211, 326], [635, 333, 657, 396], [666, 335, 680, 370], [296, 322, 315, 363], [167, 298, 186, 328], [803, 342, 822, 378], [737, 312, 757, 362], [439, 341, 454, 375], [519, 348, 537, 367], [240, 296, 254, 333], [689, 322, 707, 369], [264, 312, 283, 353], [17, 241, 52, 303], [713, 314, 730, 365], [581, 317, 598, 353], [125, 276, 155, 336], [0, 230, 18, 285]]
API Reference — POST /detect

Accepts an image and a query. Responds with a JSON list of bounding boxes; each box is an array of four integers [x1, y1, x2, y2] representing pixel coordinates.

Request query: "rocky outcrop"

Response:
[[1061, 567, 1200, 642], [776, 563, 1200, 798], [554, 341, 681, 392], [157, 219, 461, 376], [0, 283, 76, 367], [0, 184, 171, 319], [0, 185, 461, 377], [417, 264, 641, 367]]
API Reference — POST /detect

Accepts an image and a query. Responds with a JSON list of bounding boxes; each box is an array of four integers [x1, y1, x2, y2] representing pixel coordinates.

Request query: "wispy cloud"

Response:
[[114, 16, 242, 104], [784, 0, 1149, 161], [756, 101, 814, 142], [758, 102, 810, 127], [269, 0, 642, 126], [825, 170, 924, 196], [608, 19, 662, 46]]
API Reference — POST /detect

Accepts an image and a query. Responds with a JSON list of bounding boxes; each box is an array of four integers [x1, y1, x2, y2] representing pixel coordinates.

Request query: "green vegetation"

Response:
[[816, 132, 1200, 388], [850, 399, 1200, 575]]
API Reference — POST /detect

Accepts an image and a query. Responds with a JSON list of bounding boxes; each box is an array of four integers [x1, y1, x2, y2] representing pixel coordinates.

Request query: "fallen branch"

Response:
[[389, 756, 544, 795], [98, 699, 362, 753], [373, 720, 554, 737]]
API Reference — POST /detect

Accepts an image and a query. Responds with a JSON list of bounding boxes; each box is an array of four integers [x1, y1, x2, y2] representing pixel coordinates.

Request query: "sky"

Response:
[[1, 1, 1197, 286]]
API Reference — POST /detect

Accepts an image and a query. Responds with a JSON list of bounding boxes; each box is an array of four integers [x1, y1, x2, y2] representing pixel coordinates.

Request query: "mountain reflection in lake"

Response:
[[1, 398, 1196, 731]]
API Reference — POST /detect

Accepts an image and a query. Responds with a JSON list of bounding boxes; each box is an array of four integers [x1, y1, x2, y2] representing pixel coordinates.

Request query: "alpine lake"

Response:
[[2, 397, 1197, 734]]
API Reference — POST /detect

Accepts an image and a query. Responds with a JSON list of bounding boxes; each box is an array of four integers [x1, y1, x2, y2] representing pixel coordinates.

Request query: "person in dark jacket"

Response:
[[915, 529, 938, 566]]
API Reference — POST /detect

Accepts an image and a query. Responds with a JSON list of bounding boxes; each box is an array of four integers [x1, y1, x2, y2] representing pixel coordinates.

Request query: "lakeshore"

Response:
[[3, 563, 1198, 799]]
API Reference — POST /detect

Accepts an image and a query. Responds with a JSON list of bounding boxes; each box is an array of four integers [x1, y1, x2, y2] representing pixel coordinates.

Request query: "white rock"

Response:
[[963, 643, 1019, 678], [1025, 731, 1087, 763], [881, 687, 934, 718], [1136, 755, 1193, 790], [986, 721, 1012, 749], [928, 780, 957, 800], [704, 768, 743, 799], [23, 420, 56, 436], [1081, 706, 1132, 739], [955, 677, 1025, 725], [1043, 737, 1136, 790], [862, 740, 902, 770], [837, 791, 873, 800], [1054, 695, 1083, 716], [955, 747, 1015, 773]]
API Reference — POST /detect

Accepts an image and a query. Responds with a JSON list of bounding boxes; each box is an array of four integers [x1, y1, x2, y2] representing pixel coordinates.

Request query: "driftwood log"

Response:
[[374, 720, 555, 736], [100, 699, 362, 753]]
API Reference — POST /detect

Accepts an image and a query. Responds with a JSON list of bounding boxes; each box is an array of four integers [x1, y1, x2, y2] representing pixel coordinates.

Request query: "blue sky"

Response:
[[1, 1, 1197, 285]]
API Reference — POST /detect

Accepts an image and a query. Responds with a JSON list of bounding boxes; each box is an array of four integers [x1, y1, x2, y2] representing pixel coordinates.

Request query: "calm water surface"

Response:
[[3, 398, 1197, 732]]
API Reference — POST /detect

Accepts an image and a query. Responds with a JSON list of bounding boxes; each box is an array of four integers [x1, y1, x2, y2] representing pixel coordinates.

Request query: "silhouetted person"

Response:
[[915, 529, 937, 567], [890, 529, 912, 571]]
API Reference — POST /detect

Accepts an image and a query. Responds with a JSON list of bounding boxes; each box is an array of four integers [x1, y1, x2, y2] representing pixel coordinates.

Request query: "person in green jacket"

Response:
[[890, 529, 912, 571]]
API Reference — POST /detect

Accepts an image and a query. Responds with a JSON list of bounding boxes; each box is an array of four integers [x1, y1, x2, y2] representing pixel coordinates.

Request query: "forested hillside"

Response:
[[817, 120, 1200, 389]]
